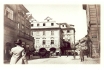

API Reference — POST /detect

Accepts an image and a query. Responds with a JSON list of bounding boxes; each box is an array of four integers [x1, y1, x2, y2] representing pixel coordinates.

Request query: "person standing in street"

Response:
[[21, 44, 28, 64], [10, 39, 28, 64], [79, 40, 85, 62]]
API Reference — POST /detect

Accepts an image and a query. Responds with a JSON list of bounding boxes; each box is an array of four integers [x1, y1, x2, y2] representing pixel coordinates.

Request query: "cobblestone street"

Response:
[[28, 56, 100, 64], [4, 55, 100, 64]]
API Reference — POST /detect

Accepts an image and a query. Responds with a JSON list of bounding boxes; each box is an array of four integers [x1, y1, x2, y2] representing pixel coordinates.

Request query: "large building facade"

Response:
[[31, 17, 75, 55], [31, 17, 63, 53], [4, 4, 34, 61], [83, 4, 100, 58]]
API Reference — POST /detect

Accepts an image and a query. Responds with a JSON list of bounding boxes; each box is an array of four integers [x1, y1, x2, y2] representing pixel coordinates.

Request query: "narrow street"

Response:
[[28, 56, 100, 64], [3, 4, 100, 65]]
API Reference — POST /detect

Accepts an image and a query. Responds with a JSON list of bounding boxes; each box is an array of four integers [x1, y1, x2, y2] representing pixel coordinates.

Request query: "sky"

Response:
[[24, 4, 87, 41]]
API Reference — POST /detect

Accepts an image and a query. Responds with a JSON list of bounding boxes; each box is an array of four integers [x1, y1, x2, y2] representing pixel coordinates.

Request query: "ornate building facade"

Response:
[[31, 17, 75, 55], [31, 17, 63, 53]]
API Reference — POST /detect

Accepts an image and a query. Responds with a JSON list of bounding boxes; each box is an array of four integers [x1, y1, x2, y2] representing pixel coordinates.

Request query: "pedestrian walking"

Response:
[[79, 47, 84, 62], [9, 39, 28, 64], [79, 40, 85, 62]]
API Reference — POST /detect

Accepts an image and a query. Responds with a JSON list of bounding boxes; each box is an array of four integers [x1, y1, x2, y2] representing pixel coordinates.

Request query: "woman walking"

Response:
[[10, 39, 28, 64]]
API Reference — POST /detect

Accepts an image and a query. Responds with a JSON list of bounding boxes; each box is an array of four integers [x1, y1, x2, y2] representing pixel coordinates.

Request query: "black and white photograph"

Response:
[[3, 3, 100, 65]]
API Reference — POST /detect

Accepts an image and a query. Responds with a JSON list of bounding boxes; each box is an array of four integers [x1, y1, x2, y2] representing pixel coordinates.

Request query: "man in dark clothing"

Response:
[[80, 48, 84, 62], [79, 40, 85, 62]]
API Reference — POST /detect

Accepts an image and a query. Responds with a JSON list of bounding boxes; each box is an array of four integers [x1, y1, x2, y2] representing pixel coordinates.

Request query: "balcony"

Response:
[[89, 9, 96, 13], [90, 17, 97, 22], [89, 8, 96, 11], [89, 5, 95, 8], [18, 31, 34, 41], [89, 20, 97, 25], [89, 12, 96, 16], [90, 27, 98, 31]]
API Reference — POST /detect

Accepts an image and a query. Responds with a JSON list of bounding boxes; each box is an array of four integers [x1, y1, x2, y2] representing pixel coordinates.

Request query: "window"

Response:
[[31, 24, 33, 27], [51, 23, 54, 26], [22, 25, 24, 29], [51, 40, 54, 44], [51, 31, 54, 35], [36, 38, 40, 39], [43, 23, 45, 26], [36, 40, 39, 44], [67, 30, 70, 33], [18, 14, 21, 22], [92, 35, 97, 38], [5, 7, 13, 20], [43, 31, 45, 35], [36, 31, 39, 36], [31, 31, 33, 36], [43, 40, 46, 45], [63, 25, 64, 27], [21, 25, 25, 32], [21, 17, 24, 24], [18, 23, 20, 29], [17, 23, 20, 33], [42, 37, 46, 39], [27, 31, 30, 35], [25, 27, 30, 35], [37, 24, 39, 26], [47, 20, 49, 22]]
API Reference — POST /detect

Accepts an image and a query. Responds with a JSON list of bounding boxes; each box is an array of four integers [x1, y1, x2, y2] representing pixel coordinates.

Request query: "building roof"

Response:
[[22, 5, 29, 12]]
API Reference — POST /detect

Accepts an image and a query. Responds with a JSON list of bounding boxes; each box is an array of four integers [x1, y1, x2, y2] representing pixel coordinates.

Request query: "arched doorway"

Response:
[[61, 41, 72, 56], [50, 47, 56, 53], [39, 48, 49, 58], [50, 47, 56, 56]]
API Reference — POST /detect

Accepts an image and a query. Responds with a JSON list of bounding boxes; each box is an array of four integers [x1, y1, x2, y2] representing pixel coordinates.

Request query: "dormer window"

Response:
[[62, 25, 64, 27], [31, 24, 33, 27], [51, 23, 54, 26], [43, 23, 45, 26]]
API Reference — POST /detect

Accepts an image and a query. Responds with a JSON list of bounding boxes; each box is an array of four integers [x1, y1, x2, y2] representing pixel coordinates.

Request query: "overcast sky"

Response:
[[24, 4, 87, 41]]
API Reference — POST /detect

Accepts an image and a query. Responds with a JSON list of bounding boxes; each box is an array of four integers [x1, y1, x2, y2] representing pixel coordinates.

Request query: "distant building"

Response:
[[83, 4, 100, 58], [58, 23, 75, 55], [4, 4, 34, 62], [59, 23, 75, 48], [31, 17, 63, 53]]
